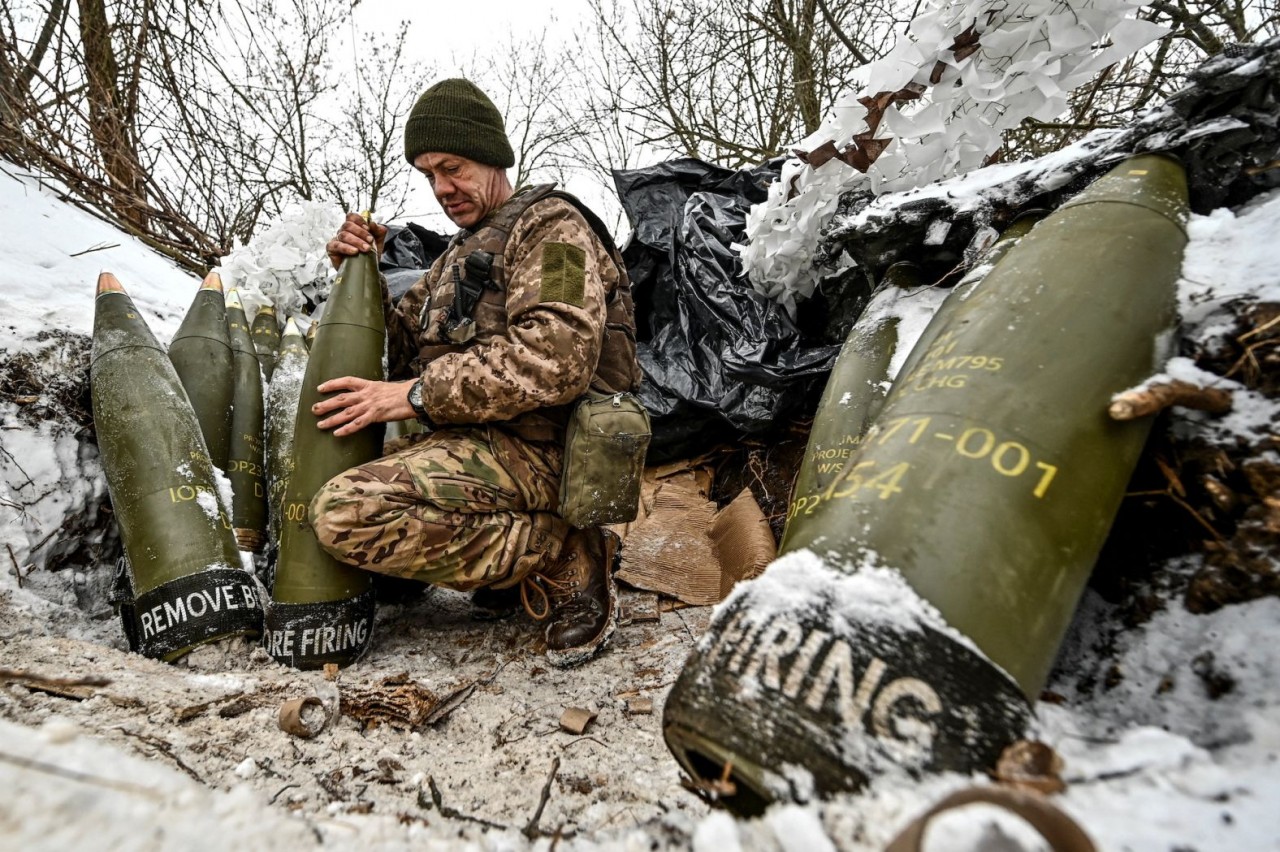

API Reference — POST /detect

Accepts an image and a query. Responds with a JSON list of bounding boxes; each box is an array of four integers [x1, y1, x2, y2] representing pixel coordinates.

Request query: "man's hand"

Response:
[[312, 376, 416, 437], [326, 213, 389, 270]]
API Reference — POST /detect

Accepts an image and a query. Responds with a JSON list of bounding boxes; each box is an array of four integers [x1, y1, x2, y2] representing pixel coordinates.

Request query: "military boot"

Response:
[[522, 527, 619, 668]]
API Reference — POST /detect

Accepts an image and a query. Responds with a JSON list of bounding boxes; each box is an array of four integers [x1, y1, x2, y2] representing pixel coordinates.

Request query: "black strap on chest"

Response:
[[446, 249, 496, 333], [443, 184, 620, 332]]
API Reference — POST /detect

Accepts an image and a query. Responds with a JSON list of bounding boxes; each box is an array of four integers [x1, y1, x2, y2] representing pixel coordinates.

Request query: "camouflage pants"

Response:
[[310, 425, 568, 590]]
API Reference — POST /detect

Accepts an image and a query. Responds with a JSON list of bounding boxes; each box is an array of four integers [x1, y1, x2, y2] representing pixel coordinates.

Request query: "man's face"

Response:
[[413, 152, 506, 229]]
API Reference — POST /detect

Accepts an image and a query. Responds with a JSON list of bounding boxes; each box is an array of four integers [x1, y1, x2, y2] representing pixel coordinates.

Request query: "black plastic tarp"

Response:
[[615, 159, 841, 456], [381, 222, 449, 301]]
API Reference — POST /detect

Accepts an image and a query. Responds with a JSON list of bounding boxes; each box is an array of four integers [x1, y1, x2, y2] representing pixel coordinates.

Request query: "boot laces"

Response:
[[519, 566, 578, 622]]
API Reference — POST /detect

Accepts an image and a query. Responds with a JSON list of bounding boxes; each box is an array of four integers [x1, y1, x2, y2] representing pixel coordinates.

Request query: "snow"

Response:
[[3, 103, 1280, 849], [0, 168, 195, 350], [1180, 193, 1280, 321], [719, 550, 985, 659]]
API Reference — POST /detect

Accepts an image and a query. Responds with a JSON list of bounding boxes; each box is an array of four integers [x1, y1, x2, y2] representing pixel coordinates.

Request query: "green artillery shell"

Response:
[[892, 211, 1046, 389], [663, 155, 1189, 812], [782, 263, 924, 548], [303, 307, 320, 349], [266, 247, 384, 669], [168, 271, 234, 470], [91, 273, 262, 661], [264, 318, 309, 568], [226, 290, 268, 552], [251, 304, 282, 383]]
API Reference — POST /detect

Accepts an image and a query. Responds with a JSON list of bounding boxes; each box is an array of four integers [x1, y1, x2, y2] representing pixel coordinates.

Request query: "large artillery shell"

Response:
[[225, 290, 268, 552], [252, 304, 282, 382], [264, 318, 309, 566], [783, 263, 928, 538], [168, 271, 234, 470], [891, 211, 1046, 389], [266, 248, 384, 669], [664, 155, 1189, 812], [91, 273, 262, 661]]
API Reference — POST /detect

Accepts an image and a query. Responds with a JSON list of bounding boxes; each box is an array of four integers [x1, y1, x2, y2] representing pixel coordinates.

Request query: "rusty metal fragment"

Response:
[[278, 696, 327, 738]]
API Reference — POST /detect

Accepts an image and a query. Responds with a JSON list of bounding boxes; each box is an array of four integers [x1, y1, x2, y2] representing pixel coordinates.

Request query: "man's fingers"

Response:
[[317, 405, 360, 430], [333, 417, 366, 438], [327, 215, 379, 268], [339, 227, 373, 251], [317, 376, 365, 394]]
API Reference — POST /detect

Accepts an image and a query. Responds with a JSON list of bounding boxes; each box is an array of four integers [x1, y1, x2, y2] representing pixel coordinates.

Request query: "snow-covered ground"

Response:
[[1, 157, 1278, 850]]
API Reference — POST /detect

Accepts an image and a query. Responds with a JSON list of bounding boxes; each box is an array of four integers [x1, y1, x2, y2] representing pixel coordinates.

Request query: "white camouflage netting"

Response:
[[218, 200, 343, 319], [741, 0, 1168, 311]]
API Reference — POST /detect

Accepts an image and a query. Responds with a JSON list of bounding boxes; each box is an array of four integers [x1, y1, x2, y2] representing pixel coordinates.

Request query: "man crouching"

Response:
[[312, 78, 642, 667]]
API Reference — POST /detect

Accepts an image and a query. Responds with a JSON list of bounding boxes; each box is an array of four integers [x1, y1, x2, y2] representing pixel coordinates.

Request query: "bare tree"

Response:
[[1004, 0, 1280, 159], [0, 0, 425, 271], [577, 0, 900, 168], [465, 26, 590, 190]]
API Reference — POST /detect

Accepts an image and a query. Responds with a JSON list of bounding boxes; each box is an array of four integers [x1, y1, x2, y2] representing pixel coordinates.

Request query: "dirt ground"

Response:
[[0, 580, 716, 846]]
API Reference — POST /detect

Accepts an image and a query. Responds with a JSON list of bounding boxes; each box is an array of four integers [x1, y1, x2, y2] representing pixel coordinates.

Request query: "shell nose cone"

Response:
[[200, 270, 224, 292], [282, 317, 301, 337], [96, 271, 125, 295]]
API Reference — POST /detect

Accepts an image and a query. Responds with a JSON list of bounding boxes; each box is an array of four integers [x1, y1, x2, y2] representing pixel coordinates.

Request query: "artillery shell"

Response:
[[664, 155, 1190, 812], [91, 273, 262, 661], [226, 289, 268, 552], [252, 303, 282, 383], [266, 247, 384, 669], [168, 271, 234, 470], [782, 263, 928, 544], [264, 317, 309, 572]]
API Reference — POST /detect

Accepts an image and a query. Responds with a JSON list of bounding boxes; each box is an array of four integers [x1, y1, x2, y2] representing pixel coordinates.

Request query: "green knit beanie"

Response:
[[403, 78, 515, 168]]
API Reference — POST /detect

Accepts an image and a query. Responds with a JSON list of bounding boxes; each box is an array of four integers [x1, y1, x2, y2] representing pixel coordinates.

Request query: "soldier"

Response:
[[314, 78, 642, 667]]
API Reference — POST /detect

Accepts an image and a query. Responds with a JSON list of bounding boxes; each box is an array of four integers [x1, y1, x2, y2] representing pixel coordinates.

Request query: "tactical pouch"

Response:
[[559, 391, 650, 528]]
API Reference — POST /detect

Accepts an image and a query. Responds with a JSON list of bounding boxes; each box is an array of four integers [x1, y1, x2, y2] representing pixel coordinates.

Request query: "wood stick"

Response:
[[1109, 380, 1233, 421], [522, 756, 561, 839]]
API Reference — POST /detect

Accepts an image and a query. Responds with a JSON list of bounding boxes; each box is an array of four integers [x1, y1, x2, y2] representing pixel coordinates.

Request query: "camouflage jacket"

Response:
[[386, 186, 638, 443]]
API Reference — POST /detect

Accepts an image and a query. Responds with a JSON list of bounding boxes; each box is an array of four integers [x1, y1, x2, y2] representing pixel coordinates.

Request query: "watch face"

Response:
[[408, 380, 425, 413]]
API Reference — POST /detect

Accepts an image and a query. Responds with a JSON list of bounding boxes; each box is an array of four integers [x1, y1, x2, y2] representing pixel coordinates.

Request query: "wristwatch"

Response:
[[406, 379, 434, 429]]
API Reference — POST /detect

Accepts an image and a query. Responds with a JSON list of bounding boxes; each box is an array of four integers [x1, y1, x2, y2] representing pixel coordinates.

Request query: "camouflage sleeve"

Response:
[[420, 198, 607, 424]]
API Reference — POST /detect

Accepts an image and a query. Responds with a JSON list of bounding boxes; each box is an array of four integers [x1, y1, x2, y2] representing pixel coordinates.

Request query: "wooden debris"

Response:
[[278, 696, 328, 738], [118, 728, 204, 783], [0, 668, 110, 702], [1109, 380, 1233, 421], [338, 673, 479, 730], [995, 739, 1066, 794], [212, 696, 252, 719], [626, 697, 654, 716], [1202, 475, 1238, 514], [176, 692, 251, 723], [421, 776, 508, 831], [622, 592, 661, 623], [559, 706, 597, 735], [423, 682, 477, 726], [681, 759, 737, 800], [340, 677, 440, 731], [323, 663, 340, 681], [522, 756, 562, 840]]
